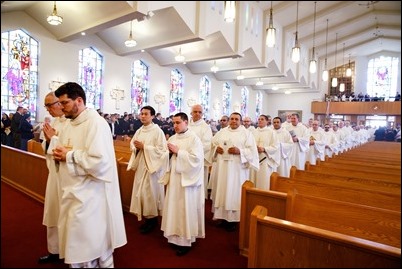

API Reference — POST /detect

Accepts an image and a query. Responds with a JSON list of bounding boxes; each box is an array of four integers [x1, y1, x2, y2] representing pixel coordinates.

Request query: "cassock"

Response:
[[272, 127, 294, 178], [127, 122, 168, 221], [160, 130, 205, 247], [188, 118, 213, 198], [209, 125, 259, 222], [286, 123, 309, 170], [250, 127, 280, 190], [55, 109, 127, 264], [323, 131, 339, 158], [42, 115, 69, 253]]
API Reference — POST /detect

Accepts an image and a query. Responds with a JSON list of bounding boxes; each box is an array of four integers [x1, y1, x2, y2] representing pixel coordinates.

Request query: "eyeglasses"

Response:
[[44, 101, 59, 108], [220, 119, 227, 122]]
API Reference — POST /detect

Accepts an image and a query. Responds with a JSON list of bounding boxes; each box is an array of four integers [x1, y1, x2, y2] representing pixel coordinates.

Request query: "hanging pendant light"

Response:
[[322, 19, 329, 81], [210, 60, 219, 73], [47, 1, 63, 26], [125, 20, 137, 47], [292, 1, 300, 63], [224, 1, 236, 22], [309, 2, 317, 73], [339, 43, 346, 92], [346, 53, 352, 77], [266, 1, 276, 47], [331, 33, 338, 88], [175, 47, 185, 62]]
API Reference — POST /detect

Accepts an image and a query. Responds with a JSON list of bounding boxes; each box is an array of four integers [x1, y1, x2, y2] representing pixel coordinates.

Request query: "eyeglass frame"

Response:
[[44, 101, 60, 108]]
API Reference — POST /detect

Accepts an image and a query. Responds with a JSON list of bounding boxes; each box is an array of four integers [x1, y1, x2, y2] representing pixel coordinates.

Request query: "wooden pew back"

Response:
[[248, 205, 401, 268]]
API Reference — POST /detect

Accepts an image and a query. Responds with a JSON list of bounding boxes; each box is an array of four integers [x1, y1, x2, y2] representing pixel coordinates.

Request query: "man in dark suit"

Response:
[[10, 106, 24, 148]]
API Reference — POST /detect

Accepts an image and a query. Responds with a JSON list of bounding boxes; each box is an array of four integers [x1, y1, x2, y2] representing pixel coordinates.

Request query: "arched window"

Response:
[[222, 82, 232, 116], [200, 76, 211, 119], [1, 29, 39, 119], [241, 87, 249, 116], [366, 55, 399, 100], [78, 47, 103, 110], [131, 60, 149, 114], [255, 91, 263, 121], [170, 69, 184, 115]]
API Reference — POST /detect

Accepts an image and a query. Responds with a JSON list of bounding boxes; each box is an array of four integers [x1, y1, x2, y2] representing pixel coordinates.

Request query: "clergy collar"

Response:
[[178, 128, 188, 134]]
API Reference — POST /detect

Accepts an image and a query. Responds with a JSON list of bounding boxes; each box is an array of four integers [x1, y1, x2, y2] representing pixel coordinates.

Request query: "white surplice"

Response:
[[209, 125, 259, 222], [160, 130, 205, 247], [272, 127, 294, 178], [127, 123, 168, 221], [41, 115, 69, 253], [55, 109, 127, 264], [188, 118, 213, 198], [307, 128, 326, 164], [286, 123, 310, 170], [249, 127, 280, 190]]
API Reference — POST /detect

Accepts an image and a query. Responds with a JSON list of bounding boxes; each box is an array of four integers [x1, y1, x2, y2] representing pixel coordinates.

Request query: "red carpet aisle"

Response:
[[1, 182, 247, 268]]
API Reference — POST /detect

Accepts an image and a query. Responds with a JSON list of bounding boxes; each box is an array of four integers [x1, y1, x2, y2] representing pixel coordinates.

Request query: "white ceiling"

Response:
[[2, 1, 401, 94]]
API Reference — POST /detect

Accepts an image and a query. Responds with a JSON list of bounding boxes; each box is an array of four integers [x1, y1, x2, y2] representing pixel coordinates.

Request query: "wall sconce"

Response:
[[265, 1, 276, 47], [291, 1, 300, 63], [47, 1, 63, 26], [232, 103, 241, 112], [236, 70, 244, 80], [125, 20, 137, 47], [224, 1, 236, 22]]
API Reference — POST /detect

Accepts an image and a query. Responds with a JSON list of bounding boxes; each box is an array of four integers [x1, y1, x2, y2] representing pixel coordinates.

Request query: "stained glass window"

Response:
[[255, 91, 263, 121], [1, 29, 39, 119], [200, 76, 211, 119], [78, 47, 103, 110], [170, 69, 184, 115], [131, 60, 149, 114], [366, 56, 399, 99], [222, 82, 231, 116], [241, 87, 249, 116]]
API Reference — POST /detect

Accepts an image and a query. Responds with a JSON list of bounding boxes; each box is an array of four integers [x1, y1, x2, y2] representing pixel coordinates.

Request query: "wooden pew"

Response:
[[248, 205, 400, 268], [291, 167, 401, 195], [27, 139, 45, 156], [315, 158, 401, 176], [302, 164, 400, 185], [1, 145, 47, 203], [239, 181, 287, 257], [239, 181, 401, 257], [113, 140, 132, 162], [270, 172, 401, 211], [286, 190, 401, 248], [116, 159, 135, 212]]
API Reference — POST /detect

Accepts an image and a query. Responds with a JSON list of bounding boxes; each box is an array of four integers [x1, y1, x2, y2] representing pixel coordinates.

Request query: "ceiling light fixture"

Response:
[[125, 20, 137, 47], [322, 19, 329, 81], [266, 1, 276, 47], [224, 1, 236, 22], [346, 53, 352, 77], [291, 1, 300, 63], [331, 33, 338, 88], [256, 79, 263, 86], [236, 70, 244, 80], [210, 60, 219, 73], [309, 2, 317, 73], [47, 1, 63, 26], [339, 42, 346, 92], [175, 47, 185, 62]]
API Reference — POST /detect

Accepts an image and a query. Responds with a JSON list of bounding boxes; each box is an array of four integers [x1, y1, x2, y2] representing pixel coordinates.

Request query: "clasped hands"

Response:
[[216, 146, 240, 155]]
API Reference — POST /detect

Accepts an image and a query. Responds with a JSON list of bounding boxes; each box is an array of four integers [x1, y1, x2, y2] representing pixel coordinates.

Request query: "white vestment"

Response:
[[323, 130, 339, 158], [286, 123, 310, 170], [272, 127, 294, 178], [249, 127, 280, 190], [55, 109, 127, 264], [189, 118, 213, 198], [160, 130, 205, 247], [42, 116, 69, 253], [209, 126, 259, 222], [307, 129, 326, 164], [127, 123, 168, 221]]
